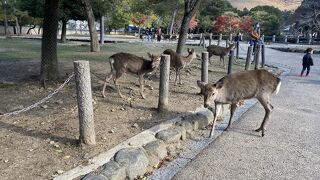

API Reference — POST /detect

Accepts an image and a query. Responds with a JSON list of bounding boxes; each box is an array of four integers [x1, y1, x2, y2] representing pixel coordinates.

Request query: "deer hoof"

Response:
[[255, 128, 262, 132]]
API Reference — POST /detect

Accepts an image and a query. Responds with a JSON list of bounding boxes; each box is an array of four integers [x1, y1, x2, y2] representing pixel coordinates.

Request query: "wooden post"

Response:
[[218, 33, 222, 46], [226, 39, 229, 47], [284, 35, 288, 43], [261, 34, 265, 43], [200, 52, 209, 94], [227, 50, 234, 74], [308, 33, 312, 44], [261, 44, 265, 68], [236, 40, 239, 59], [296, 35, 300, 44], [199, 33, 203, 46], [209, 33, 212, 46], [74, 61, 96, 145], [100, 16, 105, 44], [254, 45, 261, 70], [272, 35, 276, 43], [158, 54, 170, 112], [202, 36, 206, 48], [245, 46, 253, 70]]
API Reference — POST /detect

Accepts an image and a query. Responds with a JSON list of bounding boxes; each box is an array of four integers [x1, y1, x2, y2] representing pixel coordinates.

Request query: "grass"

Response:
[[0, 38, 207, 62]]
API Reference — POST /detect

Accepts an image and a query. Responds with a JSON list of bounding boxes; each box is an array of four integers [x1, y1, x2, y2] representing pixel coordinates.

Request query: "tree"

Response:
[[293, 0, 320, 35], [212, 12, 240, 34], [176, 0, 204, 54], [40, 0, 60, 83], [82, 0, 100, 52]]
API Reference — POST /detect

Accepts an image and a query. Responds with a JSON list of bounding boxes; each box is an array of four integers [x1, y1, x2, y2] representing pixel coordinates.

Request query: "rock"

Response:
[[111, 109, 116, 112], [177, 127, 187, 141], [114, 148, 149, 179], [120, 107, 125, 111], [101, 161, 126, 180], [155, 128, 181, 143], [81, 173, 108, 180], [83, 153, 90, 159], [7, 105, 24, 112], [143, 140, 167, 166], [41, 105, 48, 109], [57, 170, 64, 174], [49, 141, 55, 144], [56, 100, 64, 105], [190, 86, 198, 89], [131, 123, 139, 128], [176, 121, 194, 134], [108, 130, 115, 134]]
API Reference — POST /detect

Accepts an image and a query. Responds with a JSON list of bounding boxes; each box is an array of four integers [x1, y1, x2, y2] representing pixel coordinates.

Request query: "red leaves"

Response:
[[189, 15, 198, 30], [131, 16, 147, 26], [213, 15, 254, 33]]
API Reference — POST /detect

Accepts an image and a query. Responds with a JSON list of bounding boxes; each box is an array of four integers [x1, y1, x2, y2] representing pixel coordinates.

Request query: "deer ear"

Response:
[[214, 79, 224, 89], [147, 53, 153, 58], [197, 80, 207, 89]]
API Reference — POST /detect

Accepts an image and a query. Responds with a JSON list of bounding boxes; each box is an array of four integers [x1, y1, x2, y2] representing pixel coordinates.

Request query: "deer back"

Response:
[[110, 52, 155, 75], [215, 70, 280, 103]]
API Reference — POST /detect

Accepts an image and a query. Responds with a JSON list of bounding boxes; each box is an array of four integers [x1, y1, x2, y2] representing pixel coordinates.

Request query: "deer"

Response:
[[197, 69, 281, 138], [206, 43, 235, 67], [102, 52, 161, 99], [163, 48, 196, 85]]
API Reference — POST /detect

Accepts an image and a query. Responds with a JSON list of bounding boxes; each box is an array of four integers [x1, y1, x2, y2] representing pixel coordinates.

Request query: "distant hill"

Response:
[[227, 0, 302, 11]]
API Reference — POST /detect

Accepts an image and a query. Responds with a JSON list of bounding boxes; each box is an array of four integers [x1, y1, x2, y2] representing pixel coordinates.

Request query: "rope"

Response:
[[0, 73, 75, 117]]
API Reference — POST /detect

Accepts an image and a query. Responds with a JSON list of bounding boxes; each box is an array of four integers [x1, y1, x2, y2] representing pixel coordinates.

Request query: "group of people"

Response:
[[144, 27, 163, 42]]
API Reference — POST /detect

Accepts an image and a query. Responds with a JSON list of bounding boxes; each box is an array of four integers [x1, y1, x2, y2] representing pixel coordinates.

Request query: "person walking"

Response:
[[300, 48, 314, 77], [156, 27, 162, 42]]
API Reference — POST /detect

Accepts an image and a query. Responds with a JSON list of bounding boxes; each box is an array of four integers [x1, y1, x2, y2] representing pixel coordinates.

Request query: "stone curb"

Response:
[[54, 65, 289, 180], [54, 106, 229, 180]]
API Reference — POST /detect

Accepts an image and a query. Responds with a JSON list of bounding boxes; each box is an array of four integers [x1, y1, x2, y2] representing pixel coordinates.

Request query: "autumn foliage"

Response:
[[131, 15, 147, 26], [213, 15, 254, 33], [213, 15, 240, 33], [189, 15, 198, 30]]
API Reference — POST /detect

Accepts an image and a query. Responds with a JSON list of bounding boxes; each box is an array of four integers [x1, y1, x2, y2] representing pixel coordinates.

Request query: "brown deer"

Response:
[[163, 48, 196, 85], [206, 43, 235, 67], [197, 69, 281, 137], [102, 52, 161, 99]]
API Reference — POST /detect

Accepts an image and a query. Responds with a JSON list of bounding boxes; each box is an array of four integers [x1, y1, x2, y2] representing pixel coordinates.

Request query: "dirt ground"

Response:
[[0, 41, 247, 180]]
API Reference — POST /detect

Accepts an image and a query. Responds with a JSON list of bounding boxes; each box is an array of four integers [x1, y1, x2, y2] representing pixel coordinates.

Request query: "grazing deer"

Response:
[[102, 52, 161, 99], [206, 43, 235, 67], [163, 48, 196, 85], [197, 69, 281, 137]]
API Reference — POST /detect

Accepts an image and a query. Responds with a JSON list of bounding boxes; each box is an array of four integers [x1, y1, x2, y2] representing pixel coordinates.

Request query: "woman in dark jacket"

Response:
[[300, 48, 314, 77]]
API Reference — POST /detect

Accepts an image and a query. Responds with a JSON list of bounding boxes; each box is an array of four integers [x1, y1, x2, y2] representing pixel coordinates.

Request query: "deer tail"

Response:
[[274, 77, 281, 95]]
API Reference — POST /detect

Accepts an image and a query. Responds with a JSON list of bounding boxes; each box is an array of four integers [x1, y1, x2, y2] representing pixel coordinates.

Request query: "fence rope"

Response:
[[0, 73, 75, 117]]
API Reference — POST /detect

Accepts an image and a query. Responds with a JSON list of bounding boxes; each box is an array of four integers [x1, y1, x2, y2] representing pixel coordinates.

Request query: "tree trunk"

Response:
[[83, 0, 100, 52], [176, 0, 203, 54], [176, 14, 192, 54], [27, 25, 36, 34], [168, 6, 178, 36], [60, 20, 67, 43], [40, 0, 60, 83], [15, 17, 20, 35]]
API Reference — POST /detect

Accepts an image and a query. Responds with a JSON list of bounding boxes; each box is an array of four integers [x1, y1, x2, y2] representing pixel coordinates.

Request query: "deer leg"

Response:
[[114, 72, 125, 98], [226, 103, 237, 130], [255, 96, 272, 137], [209, 103, 222, 138], [102, 72, 114, 98], [139, 75, 146, 99], [178, 69, 183, 85], [174, 70, 179, 86]]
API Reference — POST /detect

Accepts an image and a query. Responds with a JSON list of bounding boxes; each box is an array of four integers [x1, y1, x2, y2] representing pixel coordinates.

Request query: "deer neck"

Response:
[[183, 54, 194, 66]]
